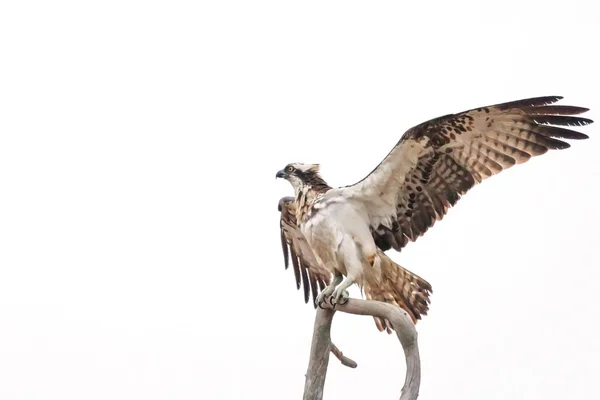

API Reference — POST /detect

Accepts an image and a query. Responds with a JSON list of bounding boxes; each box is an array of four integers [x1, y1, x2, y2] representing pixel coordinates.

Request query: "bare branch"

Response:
[[303, 307, 334, 400], [303, 298, 421, 400], [330, 342, 357, 368]]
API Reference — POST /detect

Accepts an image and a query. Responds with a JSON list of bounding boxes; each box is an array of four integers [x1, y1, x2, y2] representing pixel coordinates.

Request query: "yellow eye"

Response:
[[288, 166, 294, 172]]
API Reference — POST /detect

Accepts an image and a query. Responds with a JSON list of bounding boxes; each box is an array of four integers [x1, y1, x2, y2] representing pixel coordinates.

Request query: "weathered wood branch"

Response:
[[330, 342, 357, 368], [303, 298, 421, 400]]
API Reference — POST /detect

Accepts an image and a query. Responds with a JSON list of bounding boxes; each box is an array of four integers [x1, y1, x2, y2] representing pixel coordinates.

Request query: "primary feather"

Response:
[[339, 95, 591, 251]]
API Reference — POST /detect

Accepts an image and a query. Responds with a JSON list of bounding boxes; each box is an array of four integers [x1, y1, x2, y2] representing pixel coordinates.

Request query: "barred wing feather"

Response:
[[278, 196, 331, 307], [337, 96, 592, 252]]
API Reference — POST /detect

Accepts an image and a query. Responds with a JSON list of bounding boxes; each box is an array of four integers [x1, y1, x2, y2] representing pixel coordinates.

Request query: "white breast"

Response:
[[302, 196, 374, 259]]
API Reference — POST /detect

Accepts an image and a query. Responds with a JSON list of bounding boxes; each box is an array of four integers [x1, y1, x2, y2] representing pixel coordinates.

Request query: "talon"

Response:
[[315, 275, 343, 310], [330, 288, 350, 307]]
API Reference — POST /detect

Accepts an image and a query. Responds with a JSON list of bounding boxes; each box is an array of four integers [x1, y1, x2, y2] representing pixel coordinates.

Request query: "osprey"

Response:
[[276, 96, 592, 333]]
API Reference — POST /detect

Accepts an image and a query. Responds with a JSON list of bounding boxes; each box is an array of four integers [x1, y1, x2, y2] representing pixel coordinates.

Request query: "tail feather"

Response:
[[364, 250, 433, 334]]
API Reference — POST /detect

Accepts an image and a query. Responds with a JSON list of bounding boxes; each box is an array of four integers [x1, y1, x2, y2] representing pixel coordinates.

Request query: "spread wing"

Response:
[[278, 196, 331, 307], [337, 96, 592, 252]]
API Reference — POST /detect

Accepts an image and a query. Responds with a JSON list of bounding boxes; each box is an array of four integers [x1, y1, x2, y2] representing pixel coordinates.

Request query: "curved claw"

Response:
[[330, 297, 337, 309], [330, 289, 350, 308], [315, 281, 340, 310]]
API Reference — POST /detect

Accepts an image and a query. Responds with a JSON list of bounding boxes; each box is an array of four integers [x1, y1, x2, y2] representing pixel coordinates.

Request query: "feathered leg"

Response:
[[330, 235, 367, 307]]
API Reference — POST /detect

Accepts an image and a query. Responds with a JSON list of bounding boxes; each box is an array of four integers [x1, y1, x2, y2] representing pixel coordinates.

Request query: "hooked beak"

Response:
[[275, 170, 287, 179]]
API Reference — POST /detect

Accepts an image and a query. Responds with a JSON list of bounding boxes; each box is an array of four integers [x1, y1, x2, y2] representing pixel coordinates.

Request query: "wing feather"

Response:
[[336, 96, 592, 252], [278, 197, 332, 307]]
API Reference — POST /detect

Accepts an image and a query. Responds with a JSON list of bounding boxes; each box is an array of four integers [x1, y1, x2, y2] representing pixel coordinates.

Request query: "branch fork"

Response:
[[303, 298, 421, 400]]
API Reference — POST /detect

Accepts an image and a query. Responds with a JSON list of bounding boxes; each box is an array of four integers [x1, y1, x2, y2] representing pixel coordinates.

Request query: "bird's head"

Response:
[[276, 163, 330, 193]]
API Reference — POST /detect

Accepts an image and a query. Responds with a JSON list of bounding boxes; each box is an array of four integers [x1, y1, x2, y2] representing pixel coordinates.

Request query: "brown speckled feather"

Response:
[[278, 196, 433, 330], [278, 197, 331, 307], [360, 96, 592, 252], [362, 253, 432, 333], [275, 95, 591, 333]]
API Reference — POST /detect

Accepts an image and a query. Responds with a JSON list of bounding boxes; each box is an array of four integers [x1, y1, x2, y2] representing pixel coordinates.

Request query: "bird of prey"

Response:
[[276, 96, 592, 332], [278, 196, 432, 331]]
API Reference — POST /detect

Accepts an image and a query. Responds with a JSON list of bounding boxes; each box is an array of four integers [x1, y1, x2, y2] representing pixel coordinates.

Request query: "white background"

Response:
[[1, 1, 599, 399]]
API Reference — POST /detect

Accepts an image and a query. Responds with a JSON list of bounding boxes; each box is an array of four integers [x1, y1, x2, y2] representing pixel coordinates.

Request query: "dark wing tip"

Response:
[[280, 230, 290, 270], [526, 101, 593, 143], [577, 132, 590, 140], [533, 115, 594, 128], [495, 95, 564, 110], [525, 105, 590, 116], [300, 266, 310, 303]]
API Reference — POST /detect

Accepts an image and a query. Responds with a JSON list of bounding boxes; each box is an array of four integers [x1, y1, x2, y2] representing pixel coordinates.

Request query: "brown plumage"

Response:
[[278, 196, 432, 331], [276, 95, 592, 333], [362, 96, 592, 252], [278, 196, 330, 306]]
